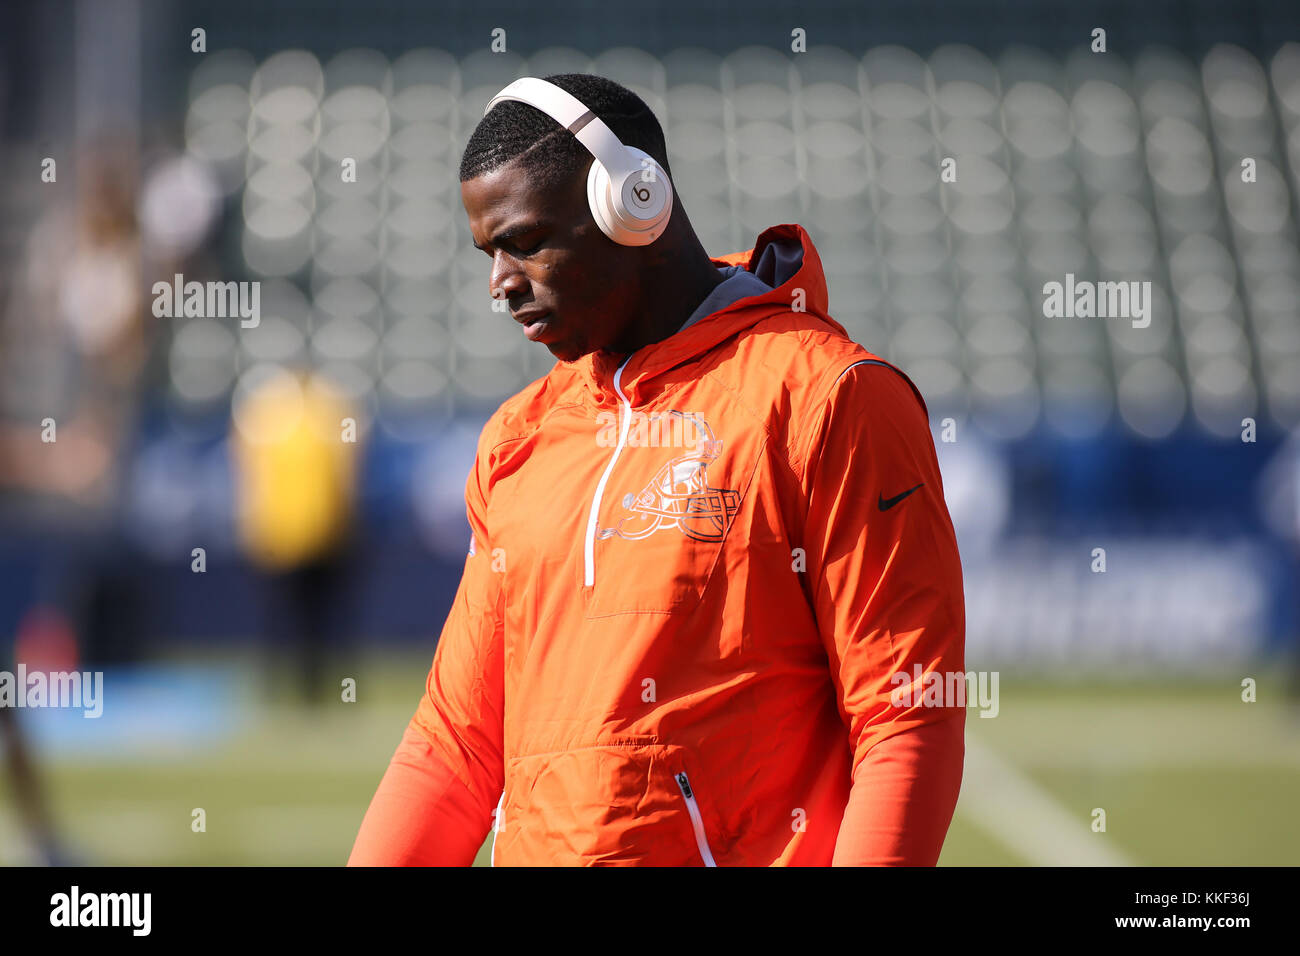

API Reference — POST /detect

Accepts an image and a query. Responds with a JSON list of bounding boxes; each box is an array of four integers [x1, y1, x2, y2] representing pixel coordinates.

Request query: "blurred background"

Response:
[[1, 0, 1299, 865]]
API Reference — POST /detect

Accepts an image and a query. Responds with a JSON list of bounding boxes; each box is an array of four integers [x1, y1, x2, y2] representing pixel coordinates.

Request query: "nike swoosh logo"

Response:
[[878, 483, 923, 511]]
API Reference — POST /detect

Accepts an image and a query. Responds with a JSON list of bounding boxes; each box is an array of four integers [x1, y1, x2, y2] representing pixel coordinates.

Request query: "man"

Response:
[[230, 365, 360, 705], [349, 73, 966, 866]]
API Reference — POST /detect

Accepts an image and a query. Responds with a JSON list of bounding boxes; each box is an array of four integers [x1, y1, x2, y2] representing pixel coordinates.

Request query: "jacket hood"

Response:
[[576, 224, 849, 404]]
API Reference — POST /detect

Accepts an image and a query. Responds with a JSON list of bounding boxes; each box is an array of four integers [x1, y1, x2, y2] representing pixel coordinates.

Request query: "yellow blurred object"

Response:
[[230, 369, 360, 572]]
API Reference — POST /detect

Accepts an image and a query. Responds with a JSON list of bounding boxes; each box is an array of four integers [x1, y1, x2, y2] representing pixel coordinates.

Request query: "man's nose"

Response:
[[490, 252, 528, 302]]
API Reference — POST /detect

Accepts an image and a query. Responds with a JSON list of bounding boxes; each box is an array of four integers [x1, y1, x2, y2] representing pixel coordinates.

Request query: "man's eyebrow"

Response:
[[472, 220, 551, 251]]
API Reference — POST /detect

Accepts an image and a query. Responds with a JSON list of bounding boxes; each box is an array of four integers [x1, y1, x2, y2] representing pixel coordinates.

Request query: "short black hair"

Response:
[[459, 73, 672, 193]]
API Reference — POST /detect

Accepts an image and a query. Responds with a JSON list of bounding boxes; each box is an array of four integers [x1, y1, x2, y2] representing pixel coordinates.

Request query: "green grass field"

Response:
[[3, 651, 1298, 866]]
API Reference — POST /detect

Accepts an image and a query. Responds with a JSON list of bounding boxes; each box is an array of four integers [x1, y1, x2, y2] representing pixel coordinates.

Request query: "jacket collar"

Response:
[[575, 224, 845, 404]]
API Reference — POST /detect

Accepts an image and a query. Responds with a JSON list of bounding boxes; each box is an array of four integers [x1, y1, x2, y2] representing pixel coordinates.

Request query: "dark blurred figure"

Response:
[[0, 127, 221, 860], [0, 133, 156, 863]]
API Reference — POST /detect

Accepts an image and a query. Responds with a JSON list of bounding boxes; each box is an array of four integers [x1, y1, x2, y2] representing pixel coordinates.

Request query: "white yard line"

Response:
[[1010, 748, 1300, 770], [958, 735, 1136, 866]]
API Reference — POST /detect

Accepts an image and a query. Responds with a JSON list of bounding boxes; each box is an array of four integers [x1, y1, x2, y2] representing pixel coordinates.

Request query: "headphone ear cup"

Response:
[[586, 148, 673, 246]]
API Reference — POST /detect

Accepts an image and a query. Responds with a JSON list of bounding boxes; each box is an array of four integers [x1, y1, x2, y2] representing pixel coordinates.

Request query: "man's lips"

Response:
[[514, 311, 552, 341]]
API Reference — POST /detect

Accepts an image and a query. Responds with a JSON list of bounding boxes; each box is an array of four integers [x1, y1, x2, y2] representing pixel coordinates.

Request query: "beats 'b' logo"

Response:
[[632, 184, 651, 205]]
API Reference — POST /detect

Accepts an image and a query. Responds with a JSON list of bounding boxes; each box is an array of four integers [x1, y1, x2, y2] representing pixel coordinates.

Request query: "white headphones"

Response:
[[483, 77, 674, 247]]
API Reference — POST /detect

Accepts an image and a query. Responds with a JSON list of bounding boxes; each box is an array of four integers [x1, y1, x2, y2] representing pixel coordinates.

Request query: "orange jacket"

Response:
[[350, 224, 966, 866]]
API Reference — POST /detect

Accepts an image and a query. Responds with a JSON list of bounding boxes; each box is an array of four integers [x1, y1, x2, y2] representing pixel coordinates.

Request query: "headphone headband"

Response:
[[484, 78, 636, 181]]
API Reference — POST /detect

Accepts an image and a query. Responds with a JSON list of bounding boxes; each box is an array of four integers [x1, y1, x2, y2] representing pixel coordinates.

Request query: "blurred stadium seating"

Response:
[[168, 41, 1300, 436]]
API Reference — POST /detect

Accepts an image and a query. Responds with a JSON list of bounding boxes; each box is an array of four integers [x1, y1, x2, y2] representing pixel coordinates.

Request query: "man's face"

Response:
[[461, 158, 644, 363]]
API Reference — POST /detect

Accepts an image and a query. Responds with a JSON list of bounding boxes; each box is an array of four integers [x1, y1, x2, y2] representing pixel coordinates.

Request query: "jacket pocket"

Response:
[[494, 741, 719, 866]]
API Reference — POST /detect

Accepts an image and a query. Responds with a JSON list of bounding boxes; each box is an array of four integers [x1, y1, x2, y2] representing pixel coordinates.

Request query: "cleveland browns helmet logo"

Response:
[[597, 412, 740, 544]]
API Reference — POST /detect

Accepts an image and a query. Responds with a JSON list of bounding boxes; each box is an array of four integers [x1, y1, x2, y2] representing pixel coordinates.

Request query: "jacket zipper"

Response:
[[490, 791, 504, 867], [674, 771, 718, 867], [583, 355, 634, 588]]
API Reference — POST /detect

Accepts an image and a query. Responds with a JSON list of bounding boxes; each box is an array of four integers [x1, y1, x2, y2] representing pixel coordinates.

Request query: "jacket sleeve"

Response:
[[348, 436, 506, 866], [797, 359, 966, 866]]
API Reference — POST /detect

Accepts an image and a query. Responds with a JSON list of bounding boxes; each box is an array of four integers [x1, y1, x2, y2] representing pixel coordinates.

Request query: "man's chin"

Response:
[[548, 342, 592, 364]]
